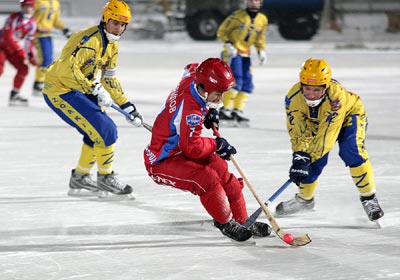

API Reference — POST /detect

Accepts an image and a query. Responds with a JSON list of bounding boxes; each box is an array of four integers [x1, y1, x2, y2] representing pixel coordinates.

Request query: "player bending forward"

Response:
[[144, 58, 271, 242], [275, 58, 384, 223], [43, 0, 143, 198]]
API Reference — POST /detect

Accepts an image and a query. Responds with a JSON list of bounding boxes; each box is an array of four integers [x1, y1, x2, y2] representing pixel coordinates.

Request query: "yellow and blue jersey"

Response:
[[285, 80, 366, 162], [217, 9, 268, 56], [34, 0, 66, 37]]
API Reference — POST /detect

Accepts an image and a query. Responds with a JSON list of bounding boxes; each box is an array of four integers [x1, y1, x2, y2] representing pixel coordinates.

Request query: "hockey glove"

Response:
[[225, 42, 237, 58], [289, 151, 311, 185], [27, 52, 37, 66], [63, 28, 72, 39], [92, 83, 113, 107], [121, 102, 143, 127], [204, 108, 219, 130], [257, 50, 266, 65], [216, 137, 237, 160]]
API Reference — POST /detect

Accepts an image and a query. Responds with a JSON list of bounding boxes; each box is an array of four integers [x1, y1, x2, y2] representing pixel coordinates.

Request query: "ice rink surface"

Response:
[[0, 17, 399, 280]]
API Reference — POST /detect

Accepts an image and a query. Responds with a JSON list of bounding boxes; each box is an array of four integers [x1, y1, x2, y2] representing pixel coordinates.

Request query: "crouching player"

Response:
[[144, 58, 271, 242], [275, 58, 384, 224]]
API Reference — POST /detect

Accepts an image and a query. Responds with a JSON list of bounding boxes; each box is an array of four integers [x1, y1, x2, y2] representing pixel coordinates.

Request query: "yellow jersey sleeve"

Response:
[[44, 25, 128, 106]]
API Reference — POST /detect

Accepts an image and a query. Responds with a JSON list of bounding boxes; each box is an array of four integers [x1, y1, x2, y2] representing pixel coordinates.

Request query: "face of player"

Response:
[[247, 0, 262, 10], [105, 19, 127, 36], [207, 91, 224, 105], [21, 4, 34, 17], [302, 85, 326, 101]]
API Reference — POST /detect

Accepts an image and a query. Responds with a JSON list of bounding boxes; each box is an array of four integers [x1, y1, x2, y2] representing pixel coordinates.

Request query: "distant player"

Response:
[[43, 0, 143, 198], [0, 0, 37, 106], [216, 0, 268, 127], [32, 0, 71, 96], [275, 58, 384, 224], [144, 58, 271, 242]]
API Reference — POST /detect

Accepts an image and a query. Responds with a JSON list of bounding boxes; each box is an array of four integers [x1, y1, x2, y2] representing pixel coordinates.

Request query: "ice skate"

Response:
[[9, 90, 29, 107], [275, 194, 315, 216], [361, 194, 384, 222], [231, 109, 250, 127], [214, 219, 252, 242], [97, 171, 135, 200], [248, 221, 271, 237], [68, 169, 98, 196], [219, 107, 236, 127], [32, 81, 44, 96]]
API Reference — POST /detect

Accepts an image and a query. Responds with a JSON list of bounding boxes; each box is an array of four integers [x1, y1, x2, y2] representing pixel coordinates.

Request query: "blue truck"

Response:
[[184, 0, 324, 40]]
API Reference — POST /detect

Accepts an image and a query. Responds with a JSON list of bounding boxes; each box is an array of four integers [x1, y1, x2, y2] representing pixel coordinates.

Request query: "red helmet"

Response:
[[20, 0, 35, 6], [195, 58, 235, 93]]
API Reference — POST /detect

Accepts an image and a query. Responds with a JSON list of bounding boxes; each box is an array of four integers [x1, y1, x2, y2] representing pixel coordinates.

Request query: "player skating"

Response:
[[32, 0, 72, 96], [216, 0, 268, 127], [144, 58, 271, 242], [0, 0, 37, 106], [275, 58, 384, 224], [43, 0, 143, 198]]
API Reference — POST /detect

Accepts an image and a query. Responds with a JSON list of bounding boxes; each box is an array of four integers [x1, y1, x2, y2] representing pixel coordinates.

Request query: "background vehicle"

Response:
[[184, 0, 324, 40]]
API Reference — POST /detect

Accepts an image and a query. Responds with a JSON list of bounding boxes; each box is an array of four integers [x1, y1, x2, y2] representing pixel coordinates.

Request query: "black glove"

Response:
[[63, 28, 72, 39], [289, 151, 311, 185], [204, 108, 219, 129], [216, 137, 237, 160], [121, 102, 143, 127]]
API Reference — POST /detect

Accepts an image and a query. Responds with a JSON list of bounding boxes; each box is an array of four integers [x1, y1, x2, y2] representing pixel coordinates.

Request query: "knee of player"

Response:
[[19, 64, 29, 76]]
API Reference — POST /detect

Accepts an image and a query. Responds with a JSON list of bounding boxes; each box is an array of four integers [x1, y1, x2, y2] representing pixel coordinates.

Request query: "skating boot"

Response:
[[97, 171, 135, 199], [231, 109, 250, 127], [68, 169, 98, 196], [361, 194, 384, 221], [275, 194, 315, 216], [219, 107, 235, 127], [214, 219, 252, 242], [9, 90, 28, 107], [249, 221, 272, 237], [32, 81, 44, 96]]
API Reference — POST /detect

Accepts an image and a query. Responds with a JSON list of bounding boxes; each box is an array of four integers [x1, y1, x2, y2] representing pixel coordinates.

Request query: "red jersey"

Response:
[[0, 12, 37, 54], [144, 64, 217, 166]]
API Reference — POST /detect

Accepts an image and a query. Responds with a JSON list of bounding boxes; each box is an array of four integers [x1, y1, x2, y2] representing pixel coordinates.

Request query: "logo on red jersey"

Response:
[[186, 114, 201, 126]]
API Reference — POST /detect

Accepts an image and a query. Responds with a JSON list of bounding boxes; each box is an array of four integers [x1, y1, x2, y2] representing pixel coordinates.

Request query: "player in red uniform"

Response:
[[0, 0, 37, 106], [144, 58, 271, 242]]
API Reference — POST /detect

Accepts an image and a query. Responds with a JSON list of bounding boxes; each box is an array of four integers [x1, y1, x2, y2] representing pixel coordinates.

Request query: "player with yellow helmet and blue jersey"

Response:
[[217, 0, 268, 127], [275, 58, 384, 224], [43, 0, 143, 198]]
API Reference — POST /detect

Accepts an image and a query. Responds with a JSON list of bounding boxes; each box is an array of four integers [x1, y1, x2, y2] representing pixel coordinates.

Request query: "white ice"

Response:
[[0, 14, 399, 280]]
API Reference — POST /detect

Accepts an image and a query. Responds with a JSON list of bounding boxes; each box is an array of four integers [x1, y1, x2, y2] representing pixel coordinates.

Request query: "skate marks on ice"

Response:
[[0, 219, 262, 254]]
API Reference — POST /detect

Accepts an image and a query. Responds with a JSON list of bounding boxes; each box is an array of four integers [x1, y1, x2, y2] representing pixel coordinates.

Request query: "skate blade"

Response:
[[97, 191, 135, 200], [68, 188, 98, 197], [373, 219, 383, 229], [229, 237, 256, 245]]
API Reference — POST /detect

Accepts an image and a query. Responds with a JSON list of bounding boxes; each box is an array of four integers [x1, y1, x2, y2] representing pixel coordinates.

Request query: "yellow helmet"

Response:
[[299, 58, 332, 87], [102, 0, 132, 24]]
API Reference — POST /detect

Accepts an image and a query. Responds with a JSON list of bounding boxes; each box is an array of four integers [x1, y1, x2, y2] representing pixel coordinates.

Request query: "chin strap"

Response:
[[104, 29, 121, 42]]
